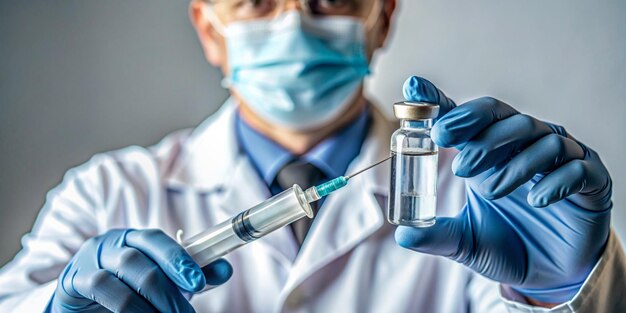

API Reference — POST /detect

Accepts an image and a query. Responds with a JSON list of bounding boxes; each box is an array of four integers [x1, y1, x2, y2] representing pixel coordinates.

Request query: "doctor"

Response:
[[0, 0, 624, 312]]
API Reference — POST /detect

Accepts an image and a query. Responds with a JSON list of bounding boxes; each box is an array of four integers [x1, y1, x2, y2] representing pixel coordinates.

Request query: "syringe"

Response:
[[177, 157, 391, 268]]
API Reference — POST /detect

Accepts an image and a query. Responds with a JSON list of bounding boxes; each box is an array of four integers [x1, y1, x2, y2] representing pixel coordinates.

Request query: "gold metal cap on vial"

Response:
[[393, 101, 440, 120]]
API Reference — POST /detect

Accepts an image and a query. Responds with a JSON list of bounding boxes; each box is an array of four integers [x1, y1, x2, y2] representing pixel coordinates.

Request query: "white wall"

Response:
[[1, 0, 624, 266], [367, 0, 626, 243], [0, 1, 229, 266]]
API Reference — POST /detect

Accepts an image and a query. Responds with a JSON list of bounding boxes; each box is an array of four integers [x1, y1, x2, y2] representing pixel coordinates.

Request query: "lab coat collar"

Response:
[[165, 98, 243, 192]]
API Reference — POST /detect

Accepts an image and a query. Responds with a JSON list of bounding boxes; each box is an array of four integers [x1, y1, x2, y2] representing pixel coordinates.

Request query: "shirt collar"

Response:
[[236, 106, 371, 186]]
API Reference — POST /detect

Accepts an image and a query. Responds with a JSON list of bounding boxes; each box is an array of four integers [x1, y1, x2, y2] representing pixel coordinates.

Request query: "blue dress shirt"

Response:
[[236, 107, 371, 196]]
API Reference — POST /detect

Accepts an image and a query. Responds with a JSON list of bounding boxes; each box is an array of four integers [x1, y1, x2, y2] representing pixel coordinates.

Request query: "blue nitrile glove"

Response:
[[396, 76, 612, 303], [49, 229, 233, 313]]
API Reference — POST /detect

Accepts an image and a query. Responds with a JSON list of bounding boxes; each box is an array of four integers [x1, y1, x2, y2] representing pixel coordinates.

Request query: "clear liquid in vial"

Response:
[[388, 150, 438, 227]]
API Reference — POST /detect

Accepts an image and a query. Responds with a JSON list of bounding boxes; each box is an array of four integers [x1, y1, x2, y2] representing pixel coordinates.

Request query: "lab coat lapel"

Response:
[[280, 105, 395, 299], [165, 99, 240, 193], [165, 99, 299, 264]]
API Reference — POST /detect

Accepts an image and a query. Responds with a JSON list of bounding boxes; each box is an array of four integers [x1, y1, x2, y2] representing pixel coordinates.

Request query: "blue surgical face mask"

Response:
[[221, 11, 371, 130]]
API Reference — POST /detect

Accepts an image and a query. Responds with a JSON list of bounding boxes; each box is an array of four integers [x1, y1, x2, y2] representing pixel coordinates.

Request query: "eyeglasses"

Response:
[[206, 0, 379, 25]]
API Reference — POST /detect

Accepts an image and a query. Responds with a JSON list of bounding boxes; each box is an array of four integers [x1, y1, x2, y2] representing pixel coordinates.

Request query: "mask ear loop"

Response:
[[363, 0, 383, 31], [202, 5, 226, 36]]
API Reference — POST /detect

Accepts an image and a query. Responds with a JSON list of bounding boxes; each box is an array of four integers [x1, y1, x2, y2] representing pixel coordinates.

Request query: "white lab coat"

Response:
[[0, 100, 624, 313]]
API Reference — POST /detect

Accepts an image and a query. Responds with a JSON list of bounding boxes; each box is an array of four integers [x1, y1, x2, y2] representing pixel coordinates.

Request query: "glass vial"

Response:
[[388, 101, 439, 227]]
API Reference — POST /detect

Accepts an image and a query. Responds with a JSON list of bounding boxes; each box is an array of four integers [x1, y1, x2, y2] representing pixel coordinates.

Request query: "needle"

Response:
[[345, 156, 391, 180]]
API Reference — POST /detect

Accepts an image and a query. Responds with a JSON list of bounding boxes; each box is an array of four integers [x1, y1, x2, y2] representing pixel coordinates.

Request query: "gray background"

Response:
[[0, 0, 624, 267]]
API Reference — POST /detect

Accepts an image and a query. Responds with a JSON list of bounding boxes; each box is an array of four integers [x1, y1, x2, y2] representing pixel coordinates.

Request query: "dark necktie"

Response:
[[275, 160, 326, 246]]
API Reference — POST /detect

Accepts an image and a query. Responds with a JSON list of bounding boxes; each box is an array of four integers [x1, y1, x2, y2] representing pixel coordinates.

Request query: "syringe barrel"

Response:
[[180, 185, 313, 267]]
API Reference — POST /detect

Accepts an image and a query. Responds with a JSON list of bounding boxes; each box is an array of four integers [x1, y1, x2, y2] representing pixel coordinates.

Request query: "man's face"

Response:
[[189, 0, 396, 80], [188, 0, 396, 136]]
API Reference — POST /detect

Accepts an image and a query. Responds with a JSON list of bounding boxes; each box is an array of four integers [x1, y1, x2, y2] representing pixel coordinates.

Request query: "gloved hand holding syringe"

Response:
[[177, 157, 391, 268]]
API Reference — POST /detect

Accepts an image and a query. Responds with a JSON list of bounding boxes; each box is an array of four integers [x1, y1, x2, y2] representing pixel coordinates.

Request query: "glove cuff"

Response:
[[511, 281, 583, 304]]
